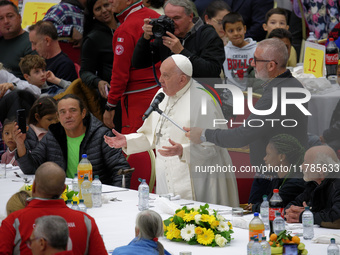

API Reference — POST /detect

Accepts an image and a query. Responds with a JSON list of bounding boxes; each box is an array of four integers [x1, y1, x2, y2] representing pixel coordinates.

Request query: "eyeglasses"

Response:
[[253, 56, 278, 65], [211, 18, 223, 25], [26, 237, 44, 249]]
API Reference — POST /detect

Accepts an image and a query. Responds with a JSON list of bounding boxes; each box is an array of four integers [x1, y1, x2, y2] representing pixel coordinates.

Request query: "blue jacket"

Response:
[[113, 237, 171, 255]]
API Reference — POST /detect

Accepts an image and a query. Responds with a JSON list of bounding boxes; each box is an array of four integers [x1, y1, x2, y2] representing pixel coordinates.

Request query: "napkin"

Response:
[[312, 234, 340, 244], [285, 223, 303, 230], [232, 217, 251, 229], [154, 197, 181, 215]]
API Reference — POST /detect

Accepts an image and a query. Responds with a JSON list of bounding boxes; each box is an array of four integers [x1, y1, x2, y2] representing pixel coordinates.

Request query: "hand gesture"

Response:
[[104, 129, 127, 148], [13, 123, 27, 158], [103, 110, 115, 129], [46, 70, 60, 85], [0, 83, 14, 98], [162, 32, 184, 54], [142, 18, 153, 40], [98, 80, 110, 99], [184, 126, 203, 144], [158, 138, 183, 157], [284, 202, 307, 223]]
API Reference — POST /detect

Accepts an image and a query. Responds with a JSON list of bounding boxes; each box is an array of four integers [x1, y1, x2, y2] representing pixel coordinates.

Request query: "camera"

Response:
[[150, 15, 174, 38]]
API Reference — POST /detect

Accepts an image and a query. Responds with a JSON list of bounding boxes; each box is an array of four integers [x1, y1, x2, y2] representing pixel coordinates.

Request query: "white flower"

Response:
[[217, 221, 229, 232], [215, 234, 227, 247], [194, 214, 201, 224], [217, 214, 225, 221], [180, 224, 195, 241], [208, 209, 214, 215], [193, 206, 200, 211]]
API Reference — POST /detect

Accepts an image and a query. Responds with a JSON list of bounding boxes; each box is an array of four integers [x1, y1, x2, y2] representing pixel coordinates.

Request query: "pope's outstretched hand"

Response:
[[104, 129, 127, 148]]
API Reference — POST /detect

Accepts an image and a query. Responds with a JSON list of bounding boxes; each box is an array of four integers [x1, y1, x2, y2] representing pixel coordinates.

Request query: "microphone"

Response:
[[142, 92, 165, 121]]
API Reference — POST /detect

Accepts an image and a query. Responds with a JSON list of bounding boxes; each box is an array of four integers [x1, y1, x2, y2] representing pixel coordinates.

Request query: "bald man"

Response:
[[285, 146, 340, 229], [104, 54, 239, 206], [0, 162, 107, 254]]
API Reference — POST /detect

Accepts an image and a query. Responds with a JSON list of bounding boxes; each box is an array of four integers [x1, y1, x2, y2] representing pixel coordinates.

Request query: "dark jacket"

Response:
[[80, 21, 114, 90], [131, 17, 225, 78], [17, 114, 130, 186], [24, 126, 39, 151], [285, 176, 340, 228], [206, 70, 308, 166], [323, 99, 340, 151], [252, 172, 305, 212]]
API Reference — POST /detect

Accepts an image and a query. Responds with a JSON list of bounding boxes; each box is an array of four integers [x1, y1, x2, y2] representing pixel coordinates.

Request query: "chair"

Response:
[[126, 150, 156, 193]]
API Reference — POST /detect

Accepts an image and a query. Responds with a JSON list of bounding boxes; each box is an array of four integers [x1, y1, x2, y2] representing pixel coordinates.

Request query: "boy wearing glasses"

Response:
[[222, 12, 256, 90]]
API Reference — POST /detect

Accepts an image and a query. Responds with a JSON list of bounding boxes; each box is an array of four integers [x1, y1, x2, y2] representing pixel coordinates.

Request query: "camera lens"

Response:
[[152, 24, 165, 38]]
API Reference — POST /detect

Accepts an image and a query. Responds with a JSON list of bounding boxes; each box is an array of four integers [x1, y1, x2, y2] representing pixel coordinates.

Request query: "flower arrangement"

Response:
[[163, 204, 233, 247], [23, 184, 79, 204]]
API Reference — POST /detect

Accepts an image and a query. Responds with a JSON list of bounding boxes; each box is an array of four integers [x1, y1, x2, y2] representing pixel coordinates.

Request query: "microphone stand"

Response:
[[155, 107, 187, 133]]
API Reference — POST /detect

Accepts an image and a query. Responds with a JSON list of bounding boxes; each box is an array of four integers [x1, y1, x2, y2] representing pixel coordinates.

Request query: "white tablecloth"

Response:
[[0, 167, 336, 255], [308, 87, 340, 135]]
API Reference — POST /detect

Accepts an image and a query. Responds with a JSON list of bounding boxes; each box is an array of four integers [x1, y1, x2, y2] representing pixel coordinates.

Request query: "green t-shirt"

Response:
[[66, 133, 85, 178]]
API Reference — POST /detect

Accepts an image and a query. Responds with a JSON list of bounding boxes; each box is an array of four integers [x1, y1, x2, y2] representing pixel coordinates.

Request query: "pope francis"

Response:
[[104, 54, 239, 206]]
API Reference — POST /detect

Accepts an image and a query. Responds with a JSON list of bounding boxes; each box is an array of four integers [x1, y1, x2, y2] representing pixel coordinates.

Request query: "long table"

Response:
[[0, 167, 336, 254]]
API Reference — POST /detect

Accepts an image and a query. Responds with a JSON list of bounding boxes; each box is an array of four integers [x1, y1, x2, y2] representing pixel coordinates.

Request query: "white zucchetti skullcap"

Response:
[[171, 54, 193, 77]]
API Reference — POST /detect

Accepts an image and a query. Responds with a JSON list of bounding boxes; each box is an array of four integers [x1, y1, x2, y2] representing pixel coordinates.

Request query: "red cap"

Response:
[[330, 38, 334, 41], [273, 189, 279, 193]]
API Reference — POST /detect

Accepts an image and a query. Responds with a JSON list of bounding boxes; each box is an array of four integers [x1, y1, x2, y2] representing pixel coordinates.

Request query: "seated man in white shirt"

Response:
[[104, 54, 239, 206]]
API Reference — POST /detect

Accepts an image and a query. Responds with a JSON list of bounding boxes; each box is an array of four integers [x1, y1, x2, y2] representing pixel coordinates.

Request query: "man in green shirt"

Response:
[[14, 94, 130, 187]]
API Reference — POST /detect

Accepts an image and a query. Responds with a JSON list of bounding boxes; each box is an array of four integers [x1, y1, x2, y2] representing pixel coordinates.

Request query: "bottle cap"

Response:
[[254, 212, 259, 217], [331, 238, 336, 243], [74, 173, 77, 177], [304, 206, 309, 210], [273, 189, 279, 193], [250, 237, 255, 240], [330, 38, 334, 42], [80, 199, 84, 203], [262, 195, 267, 199], [72, 201, 77, 205], [94, 175, 99, 179], [82, 154, 87, 158], [262, 237, 266, 241], [275, 211, 281, 216], [67, 199, 72, 203], [84, 176, 88, 180]]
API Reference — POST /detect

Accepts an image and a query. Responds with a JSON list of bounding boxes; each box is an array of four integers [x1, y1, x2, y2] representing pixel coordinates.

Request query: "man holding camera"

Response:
[[132, 0, 225, 79], [103, 0, 160, 133]]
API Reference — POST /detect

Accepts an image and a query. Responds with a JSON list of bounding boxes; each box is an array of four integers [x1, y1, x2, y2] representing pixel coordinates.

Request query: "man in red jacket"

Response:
[[103, 0, 160, 134], [0, 162, 107, 255]]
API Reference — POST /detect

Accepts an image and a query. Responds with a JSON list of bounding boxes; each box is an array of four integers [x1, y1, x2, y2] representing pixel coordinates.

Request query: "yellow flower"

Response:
[[183, 210, 199, 222], [166, 222, 181, 240], [201, 214, 216, 224], [195, 227, 203, 235], [163, 222, 167, 232], [176, 210, 185, 218], [61, 193, 68, 201], [197, 228, 214, 245], [72, 196, 79, 204], [210, 220, 219, 229], [228, 221, 233, 230], [25, 185, 32, 191]]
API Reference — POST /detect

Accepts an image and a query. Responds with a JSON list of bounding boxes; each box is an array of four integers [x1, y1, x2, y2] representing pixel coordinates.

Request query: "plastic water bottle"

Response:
[[71, 200, 80, 211], [251, 238, 263, 255], [260, 195, 270, 230], [78, 199, 87, 213], [249, 212, 265, 241], [247, 236, 255, 255], [66, 200, 73, 208], [92, 175, 102, 208], [72, 173, 79, 193], [328, 238, 340, 255], [273, 211, 285, 235], [302, 206, 314, 240], [77, 154, 93, 198], [261, 237, 271, 255], [306, 32, 318, 43], [138, 179, 149, 211], [81, 175, 93, 208]]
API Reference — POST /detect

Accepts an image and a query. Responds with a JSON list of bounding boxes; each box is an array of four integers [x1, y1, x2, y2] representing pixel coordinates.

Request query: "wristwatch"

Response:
[[200, 129, 206, 143], [105, 104, 116, 111]]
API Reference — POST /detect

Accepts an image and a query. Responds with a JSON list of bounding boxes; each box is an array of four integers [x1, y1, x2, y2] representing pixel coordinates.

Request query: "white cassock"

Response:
[[123, 79, 239, 206]]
